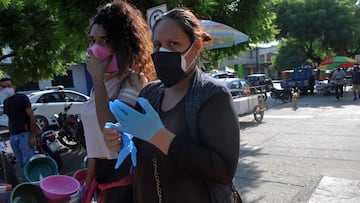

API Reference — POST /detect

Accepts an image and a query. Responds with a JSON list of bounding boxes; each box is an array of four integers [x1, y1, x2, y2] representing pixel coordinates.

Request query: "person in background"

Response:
[[351, 66, 360, 100], [308, 74, 315, 95], [292, 88, 300, 110], [104, 8, 241, 203], [81, 1, 155, 202], [331, 67, 347, 101], [0, 78, 36, 175]]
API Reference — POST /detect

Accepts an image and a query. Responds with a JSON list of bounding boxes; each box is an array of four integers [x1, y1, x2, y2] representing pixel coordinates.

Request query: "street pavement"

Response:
[[235, 87, 360, 203]]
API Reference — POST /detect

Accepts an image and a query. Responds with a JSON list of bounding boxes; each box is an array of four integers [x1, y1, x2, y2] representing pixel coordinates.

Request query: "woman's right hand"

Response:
[[103, 123, 122, 152], [86, 51, 112, 81]]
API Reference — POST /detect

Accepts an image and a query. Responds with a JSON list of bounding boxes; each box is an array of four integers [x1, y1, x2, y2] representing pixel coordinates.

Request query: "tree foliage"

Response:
[[272, 0, 360, 71], [272, 39, 308, 71], [0, 0, 277, 84]]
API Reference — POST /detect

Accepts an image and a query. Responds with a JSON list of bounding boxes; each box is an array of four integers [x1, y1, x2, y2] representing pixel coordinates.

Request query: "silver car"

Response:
[[217, 78, 255, 98]]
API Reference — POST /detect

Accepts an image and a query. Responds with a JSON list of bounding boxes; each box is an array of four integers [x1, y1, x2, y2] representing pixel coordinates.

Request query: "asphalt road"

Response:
[[235, 87, 360, 202]]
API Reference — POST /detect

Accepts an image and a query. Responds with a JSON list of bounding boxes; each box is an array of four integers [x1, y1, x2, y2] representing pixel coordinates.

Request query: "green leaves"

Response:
[[272, 0, 360, 70], [0, 0, 278, 83]]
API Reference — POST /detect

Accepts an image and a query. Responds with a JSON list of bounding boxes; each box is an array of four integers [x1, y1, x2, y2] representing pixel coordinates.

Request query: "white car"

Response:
[[28, 87, 89, 129]]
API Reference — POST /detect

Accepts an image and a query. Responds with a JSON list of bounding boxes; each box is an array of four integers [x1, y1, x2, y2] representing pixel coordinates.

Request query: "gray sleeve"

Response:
[[197, 92, 240, 183], [168, 91, 240, 184]]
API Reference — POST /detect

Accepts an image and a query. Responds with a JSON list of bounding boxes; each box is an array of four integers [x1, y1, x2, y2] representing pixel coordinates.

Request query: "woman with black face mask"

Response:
[[103, 8, 241, 203]]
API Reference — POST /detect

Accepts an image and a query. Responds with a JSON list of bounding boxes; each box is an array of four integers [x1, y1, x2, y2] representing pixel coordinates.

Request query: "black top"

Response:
[[352, 71, 360, 84], [3, 93, 32, 135]]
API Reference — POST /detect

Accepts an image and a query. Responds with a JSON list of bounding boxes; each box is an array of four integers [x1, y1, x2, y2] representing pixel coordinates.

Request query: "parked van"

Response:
[[245, 74, 273, 91]]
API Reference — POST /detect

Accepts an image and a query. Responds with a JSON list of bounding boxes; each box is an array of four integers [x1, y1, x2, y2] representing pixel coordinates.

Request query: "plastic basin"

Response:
[[40, 175, 80, 201], [24, 154, 58, 184], [10, 182, 47, 203], [72, 168, 87, 186]]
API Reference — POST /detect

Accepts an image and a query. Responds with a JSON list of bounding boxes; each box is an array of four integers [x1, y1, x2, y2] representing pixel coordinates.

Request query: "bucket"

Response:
[[68, 190, 81, 203], [72, 168, 87, 186], [40, 175, 80, 202], [24, 154, 58, 185], [10, 182, 47, 203]]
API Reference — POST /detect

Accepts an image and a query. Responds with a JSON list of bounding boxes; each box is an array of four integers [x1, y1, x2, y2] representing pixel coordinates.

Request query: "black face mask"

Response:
[[151, 51, 185, 88]]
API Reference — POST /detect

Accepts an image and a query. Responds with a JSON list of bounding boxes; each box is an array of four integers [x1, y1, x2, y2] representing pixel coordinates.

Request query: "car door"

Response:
[[32, 92, 66, 127]]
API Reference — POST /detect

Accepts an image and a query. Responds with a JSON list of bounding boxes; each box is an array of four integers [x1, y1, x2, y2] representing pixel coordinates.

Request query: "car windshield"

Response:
[[240, 80, 252, 88]]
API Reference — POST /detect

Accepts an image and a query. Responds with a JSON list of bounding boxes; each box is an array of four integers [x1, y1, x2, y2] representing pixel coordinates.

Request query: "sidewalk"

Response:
[[235, 89, 360, 202]]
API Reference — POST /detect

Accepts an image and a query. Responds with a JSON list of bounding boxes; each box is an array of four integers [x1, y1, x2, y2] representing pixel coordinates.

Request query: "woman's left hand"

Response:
[[103, 123, 122, 152]]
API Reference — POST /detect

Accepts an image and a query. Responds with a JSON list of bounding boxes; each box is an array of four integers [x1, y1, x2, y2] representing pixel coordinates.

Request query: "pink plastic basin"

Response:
[[40, 175, 80, 201]]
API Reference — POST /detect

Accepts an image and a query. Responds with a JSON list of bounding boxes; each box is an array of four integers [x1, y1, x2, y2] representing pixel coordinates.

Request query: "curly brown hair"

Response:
[[89, 1, 156, 81]]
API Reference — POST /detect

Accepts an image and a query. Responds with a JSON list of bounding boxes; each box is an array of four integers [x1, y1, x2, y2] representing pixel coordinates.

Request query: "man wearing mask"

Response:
[[332, 67, 347, 101], [0, 77, 36, 172]]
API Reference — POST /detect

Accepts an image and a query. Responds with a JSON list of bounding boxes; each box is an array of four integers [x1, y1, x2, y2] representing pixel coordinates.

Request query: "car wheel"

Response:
[[35, 115, 48, 130], [281, 93, 292, 103]]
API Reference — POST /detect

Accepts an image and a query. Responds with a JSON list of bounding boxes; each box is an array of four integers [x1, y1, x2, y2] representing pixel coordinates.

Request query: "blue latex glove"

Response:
[[109, 97, 164, 142], [105, 122, 137, 169]]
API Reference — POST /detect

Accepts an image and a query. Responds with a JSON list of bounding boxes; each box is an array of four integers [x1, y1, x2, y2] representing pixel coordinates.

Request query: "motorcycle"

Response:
[[270, 87, 292, 103], [0, 135, 18, 187], [35, 127, 64, 171], [53, 103, 86, 150], [33, 107, 64, 171]]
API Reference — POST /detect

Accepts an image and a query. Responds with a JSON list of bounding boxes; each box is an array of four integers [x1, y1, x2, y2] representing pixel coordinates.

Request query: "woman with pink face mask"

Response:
[[81, 1, 155, 202]]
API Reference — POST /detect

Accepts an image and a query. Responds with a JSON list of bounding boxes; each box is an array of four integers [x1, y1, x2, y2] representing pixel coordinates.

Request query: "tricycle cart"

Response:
[[233, 94, 266, 122]]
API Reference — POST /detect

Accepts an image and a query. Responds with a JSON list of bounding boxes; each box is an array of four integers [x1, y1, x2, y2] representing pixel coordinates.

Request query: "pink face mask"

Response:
[[88, 44, 118, 73]]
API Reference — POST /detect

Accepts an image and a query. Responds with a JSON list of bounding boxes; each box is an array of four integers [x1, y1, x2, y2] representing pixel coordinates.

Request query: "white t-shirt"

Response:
[[81, 76, 123, 159]]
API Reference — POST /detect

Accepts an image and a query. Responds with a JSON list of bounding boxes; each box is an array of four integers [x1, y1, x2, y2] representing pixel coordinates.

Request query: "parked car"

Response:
[[245, 74, 273, 91], [208, 71, 236, 79], [217, 78, 255, 98], [28, 86, 89, 129], [0, 113, 7, 127]]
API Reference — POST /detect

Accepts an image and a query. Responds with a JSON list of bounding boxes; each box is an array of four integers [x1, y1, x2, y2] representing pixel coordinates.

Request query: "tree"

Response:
[[0, 0, 102, 84], [272, 0, 360, 68], [0, 0, 277, 84], [272, 39, 308, 71], [1, 0, 67, 84]]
